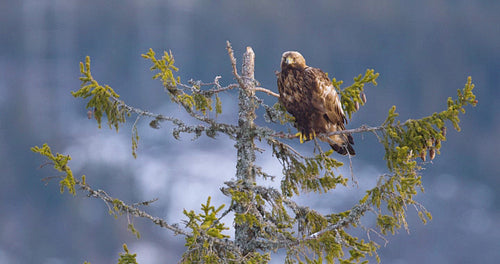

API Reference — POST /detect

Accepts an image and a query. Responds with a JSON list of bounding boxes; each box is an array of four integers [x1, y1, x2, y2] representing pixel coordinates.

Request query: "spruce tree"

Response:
[[32, 42, 477, 263]]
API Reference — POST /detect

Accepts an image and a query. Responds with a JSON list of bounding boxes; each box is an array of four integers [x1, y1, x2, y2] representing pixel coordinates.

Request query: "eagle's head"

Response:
[[281, 51, 307, 70]]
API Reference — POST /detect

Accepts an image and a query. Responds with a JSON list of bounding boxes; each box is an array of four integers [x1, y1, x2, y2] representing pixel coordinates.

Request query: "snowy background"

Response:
[[1, 1, 499, 263]]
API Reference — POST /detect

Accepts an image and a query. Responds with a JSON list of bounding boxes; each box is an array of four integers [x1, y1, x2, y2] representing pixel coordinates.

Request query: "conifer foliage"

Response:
[[32, 42, 477, 263]]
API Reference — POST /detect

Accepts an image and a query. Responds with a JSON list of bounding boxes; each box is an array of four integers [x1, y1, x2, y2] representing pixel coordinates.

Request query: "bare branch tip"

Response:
[[226, 41, 240, 80], [245, 46, 255, 57], [254, 87, 280, 98]]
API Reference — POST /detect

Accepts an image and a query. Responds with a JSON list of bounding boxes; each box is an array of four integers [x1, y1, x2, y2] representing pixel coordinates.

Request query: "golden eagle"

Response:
[[277, 51, 355, 155]]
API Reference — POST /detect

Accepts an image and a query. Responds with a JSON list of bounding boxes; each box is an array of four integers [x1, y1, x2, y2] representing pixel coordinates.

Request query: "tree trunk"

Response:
[[234, 47, 257, 254]]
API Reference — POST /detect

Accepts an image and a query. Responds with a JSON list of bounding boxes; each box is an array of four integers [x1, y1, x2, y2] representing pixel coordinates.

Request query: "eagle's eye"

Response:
[[285, 56, 294, 64]]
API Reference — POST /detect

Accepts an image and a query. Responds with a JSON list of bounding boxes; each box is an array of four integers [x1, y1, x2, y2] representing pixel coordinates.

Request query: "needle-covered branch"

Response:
[[74, 55, 239, 158], [32, 144, 245, 262], [78, 178, 189, 237], [382, 76, 477, 169], [31, 144, 188, 236], [336, 69, 379, 119], [31, 144, 76, 195]]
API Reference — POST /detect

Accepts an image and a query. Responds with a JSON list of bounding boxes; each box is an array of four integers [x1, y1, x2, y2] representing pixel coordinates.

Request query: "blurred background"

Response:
[[1, 0, 499, 263]]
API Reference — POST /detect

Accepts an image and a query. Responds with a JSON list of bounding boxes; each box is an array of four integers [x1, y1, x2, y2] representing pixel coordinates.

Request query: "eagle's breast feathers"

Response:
[[277, 51, 355, 155]]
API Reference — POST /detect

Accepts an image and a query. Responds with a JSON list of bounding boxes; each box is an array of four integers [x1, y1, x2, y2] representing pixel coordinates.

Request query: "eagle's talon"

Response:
[[295, 132, 305, 144], [295, 131, 316, 143], [310, 131, 316, 140]]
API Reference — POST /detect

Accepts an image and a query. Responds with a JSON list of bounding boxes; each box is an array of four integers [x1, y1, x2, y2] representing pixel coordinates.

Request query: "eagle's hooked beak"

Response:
[[285, 56, 294, 65]]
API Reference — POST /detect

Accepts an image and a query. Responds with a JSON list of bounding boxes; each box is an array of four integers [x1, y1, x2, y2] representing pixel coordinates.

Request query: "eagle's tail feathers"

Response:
[[329, 133, 355, 156], [347, 134, 355, 145], [346, 142, 356, 156], [330, 143, 355, 156]]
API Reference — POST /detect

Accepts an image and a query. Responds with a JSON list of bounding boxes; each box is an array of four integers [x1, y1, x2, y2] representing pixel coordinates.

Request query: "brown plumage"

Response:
[[277, 51, 355, 155]]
